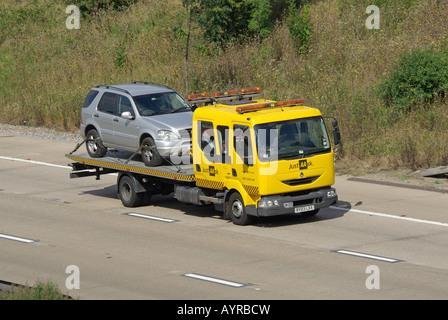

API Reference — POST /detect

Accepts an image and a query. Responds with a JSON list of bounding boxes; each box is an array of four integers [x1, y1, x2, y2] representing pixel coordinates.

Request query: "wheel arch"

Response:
[[85, 124, 100, 137], [139, 132, 153, 146]]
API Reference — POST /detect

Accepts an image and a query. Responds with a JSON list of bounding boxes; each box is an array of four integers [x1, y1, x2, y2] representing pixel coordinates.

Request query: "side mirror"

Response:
[[121, 111, 135, 120], [332, 119, 341, 146]]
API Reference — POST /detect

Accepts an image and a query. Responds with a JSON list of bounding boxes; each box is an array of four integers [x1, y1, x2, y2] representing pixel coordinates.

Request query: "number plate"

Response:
[[294, 205, 315, 213]]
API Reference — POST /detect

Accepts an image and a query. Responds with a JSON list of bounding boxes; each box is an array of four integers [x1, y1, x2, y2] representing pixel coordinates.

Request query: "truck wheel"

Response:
[[118, 175, 143, 207], [141, 137, 162, 166], [86, 129, 107, 158], [228, 192, 253, 226]]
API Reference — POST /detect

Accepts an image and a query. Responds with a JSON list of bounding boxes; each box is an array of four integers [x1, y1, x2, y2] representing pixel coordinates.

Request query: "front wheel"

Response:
[[141, 137, 162, 166], [227, 192, 253, 226]]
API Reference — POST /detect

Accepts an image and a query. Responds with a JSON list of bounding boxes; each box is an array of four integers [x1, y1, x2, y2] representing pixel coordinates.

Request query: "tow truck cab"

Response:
[[190, 88, 339, 224]]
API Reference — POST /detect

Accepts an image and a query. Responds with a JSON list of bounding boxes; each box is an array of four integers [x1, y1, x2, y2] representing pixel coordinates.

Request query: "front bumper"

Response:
[[155, 139, 191, 158], [247, 187, 338, 217]]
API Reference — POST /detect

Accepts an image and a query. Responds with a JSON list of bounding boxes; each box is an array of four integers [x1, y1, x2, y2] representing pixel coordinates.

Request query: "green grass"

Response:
[[0, 280, 72, 300], [1, 0, 448, 172]]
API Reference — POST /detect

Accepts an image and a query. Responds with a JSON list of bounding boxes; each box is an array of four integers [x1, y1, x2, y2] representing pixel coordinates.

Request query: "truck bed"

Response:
[[66, 150, 195, 183]]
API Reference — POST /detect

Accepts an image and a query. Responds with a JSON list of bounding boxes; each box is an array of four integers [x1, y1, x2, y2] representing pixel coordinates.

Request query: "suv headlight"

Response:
[[158, 130, 179, 140]]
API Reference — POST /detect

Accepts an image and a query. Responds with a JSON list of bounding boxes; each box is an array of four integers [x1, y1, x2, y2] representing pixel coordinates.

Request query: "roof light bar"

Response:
[[238, 87, 262, 94], [211, 90, 238, 98], [185, 93, 210, 101], [275, 99, 305, 106], [235, 99, 305, 114]]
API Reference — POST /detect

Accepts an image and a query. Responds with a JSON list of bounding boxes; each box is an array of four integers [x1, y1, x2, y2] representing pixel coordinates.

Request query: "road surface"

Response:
[[1, 133, 447, 301]]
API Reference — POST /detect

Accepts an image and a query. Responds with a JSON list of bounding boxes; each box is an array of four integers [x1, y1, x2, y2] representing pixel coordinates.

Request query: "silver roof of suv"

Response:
[[95, 82, 174, 97]]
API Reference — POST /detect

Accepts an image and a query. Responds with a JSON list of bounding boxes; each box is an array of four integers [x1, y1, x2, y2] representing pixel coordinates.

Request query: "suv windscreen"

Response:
[[255, 116, 331, 162], [133, 92, 191, 116]]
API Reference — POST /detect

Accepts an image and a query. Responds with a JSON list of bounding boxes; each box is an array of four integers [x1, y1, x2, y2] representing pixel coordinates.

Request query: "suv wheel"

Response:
[[86, 129, 107, 158], [141, 137, 162, 166]]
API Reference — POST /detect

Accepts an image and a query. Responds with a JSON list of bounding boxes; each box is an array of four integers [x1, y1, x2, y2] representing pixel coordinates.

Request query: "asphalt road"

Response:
[[1, 133, 448, 301]]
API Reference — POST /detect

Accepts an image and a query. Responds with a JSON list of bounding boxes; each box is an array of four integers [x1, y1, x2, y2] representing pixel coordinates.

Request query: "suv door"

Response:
[[96, 92, 117, 145], [112, 94, 139, 150]]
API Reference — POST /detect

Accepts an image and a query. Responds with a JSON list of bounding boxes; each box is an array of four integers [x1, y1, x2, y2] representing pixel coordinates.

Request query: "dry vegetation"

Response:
[[1, 0, 448, 172]]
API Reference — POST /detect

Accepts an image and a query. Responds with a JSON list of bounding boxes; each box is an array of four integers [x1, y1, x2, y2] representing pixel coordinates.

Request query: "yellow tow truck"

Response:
[[67, 87, 340, 225]]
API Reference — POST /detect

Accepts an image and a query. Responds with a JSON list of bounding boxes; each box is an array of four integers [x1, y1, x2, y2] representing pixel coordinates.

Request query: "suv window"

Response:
[[117, 95, 134, 116], [82, 90, 99, 109], [97, 92, 116, 114]]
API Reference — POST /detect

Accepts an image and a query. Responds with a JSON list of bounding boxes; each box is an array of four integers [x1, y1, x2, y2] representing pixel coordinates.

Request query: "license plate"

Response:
[[294, 205, 315, 213]]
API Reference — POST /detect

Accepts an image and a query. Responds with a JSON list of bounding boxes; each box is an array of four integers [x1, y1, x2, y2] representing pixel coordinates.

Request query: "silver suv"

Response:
[[80, 82, 193, 166]]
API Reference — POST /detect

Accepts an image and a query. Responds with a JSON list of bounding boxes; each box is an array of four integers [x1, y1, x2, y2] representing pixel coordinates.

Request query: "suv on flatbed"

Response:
[[80, 82, 193, 166]]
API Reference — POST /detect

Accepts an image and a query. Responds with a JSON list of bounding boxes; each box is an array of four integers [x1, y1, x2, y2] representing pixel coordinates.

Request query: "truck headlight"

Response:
[[327, 190, 336, 198], [258, 199, 280, 208], [158, 130, 179, 140]]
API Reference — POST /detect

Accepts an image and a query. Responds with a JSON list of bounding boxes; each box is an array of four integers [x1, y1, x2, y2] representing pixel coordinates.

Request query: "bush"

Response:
[[70, 0, 138, 15], [0, 281, 71, 300], [377, 49, 448, 112], [286, 1, 313, 54]]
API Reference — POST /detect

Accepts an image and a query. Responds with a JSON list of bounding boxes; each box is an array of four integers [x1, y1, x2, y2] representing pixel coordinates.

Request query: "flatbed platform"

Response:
[[66, 150, 195, 183]]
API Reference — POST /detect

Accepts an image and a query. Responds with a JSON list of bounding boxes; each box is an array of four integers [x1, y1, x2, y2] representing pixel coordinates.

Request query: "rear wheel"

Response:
[[227, 192, 253, 226], [118, 175, 143, 207], [86, 129, 107, 158], [141, 137, 162, 166]]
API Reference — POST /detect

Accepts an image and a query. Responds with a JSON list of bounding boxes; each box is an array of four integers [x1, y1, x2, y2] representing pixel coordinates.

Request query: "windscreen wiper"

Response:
[[150, 109, 171, 115], [171, 106, 191, 113], [303, 148, 331, 157]]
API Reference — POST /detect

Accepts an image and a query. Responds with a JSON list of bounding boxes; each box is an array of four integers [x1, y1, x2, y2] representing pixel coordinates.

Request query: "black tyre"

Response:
[[141, 137, 162, 166], [227, 192, 253, 226], [86, 129, 107, 158], [118, 175, 143, 207]]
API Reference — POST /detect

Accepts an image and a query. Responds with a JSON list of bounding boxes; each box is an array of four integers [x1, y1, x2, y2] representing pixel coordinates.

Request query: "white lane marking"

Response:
[[333, 249, 402, 263], [182, 273, 248, 288], [0, 156, 69, 169], [0, 233, 37, 243], [330, 206, 448, 227], [3, 155, 448, 228], [125, 213, 176, 223]]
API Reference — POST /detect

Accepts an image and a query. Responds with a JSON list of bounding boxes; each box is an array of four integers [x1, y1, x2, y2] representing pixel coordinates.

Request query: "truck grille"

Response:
[[282, 176, 319, 186]]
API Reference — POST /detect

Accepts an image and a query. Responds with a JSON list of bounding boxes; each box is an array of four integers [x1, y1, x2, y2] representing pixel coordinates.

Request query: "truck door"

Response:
[[194, 120, 226, 191], [231, 124, 258, 196]]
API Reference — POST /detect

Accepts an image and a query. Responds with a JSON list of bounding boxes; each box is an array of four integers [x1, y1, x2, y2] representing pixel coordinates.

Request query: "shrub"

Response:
[[0, 281, 71, 300], [70, 0, 138, 16], [377, 49, 448, 112], [286, 1, 313, 54]]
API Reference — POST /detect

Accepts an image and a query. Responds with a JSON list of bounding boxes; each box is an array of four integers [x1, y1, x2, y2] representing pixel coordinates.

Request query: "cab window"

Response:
[[233, 124, 253, 165]]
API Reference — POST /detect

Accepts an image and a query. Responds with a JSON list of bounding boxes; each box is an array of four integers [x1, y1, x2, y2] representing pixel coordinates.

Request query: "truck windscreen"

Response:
[[254, 116, 331, 162]]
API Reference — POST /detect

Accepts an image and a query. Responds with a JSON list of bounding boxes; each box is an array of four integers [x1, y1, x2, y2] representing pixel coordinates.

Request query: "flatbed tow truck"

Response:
[[67, 88, 341, 225]]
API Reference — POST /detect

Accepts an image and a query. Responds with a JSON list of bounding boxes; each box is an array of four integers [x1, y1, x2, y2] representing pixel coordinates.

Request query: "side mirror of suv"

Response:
[[121, 111, 135, 120]]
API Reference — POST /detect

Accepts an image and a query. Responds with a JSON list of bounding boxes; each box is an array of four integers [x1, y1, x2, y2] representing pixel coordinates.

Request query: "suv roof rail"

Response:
[[131, 81, 173, 90], [94, 85, 131, 96]]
